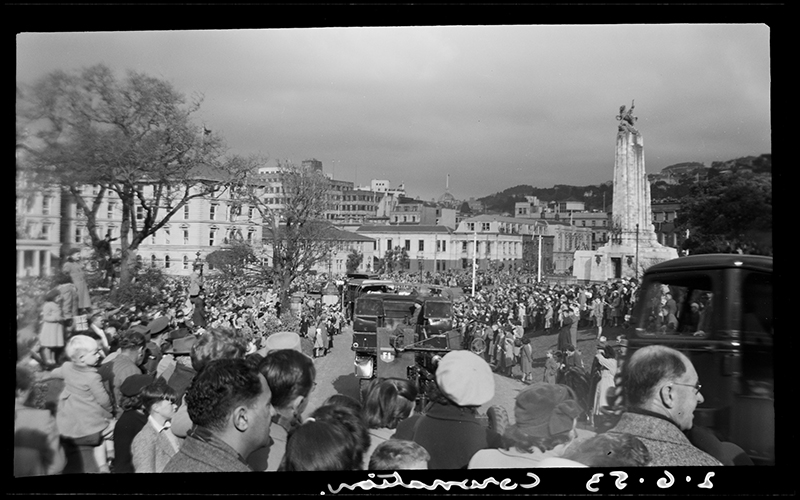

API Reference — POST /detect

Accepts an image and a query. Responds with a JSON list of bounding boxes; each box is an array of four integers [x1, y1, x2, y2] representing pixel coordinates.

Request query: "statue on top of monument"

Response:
[[616, 99, 639, 135]]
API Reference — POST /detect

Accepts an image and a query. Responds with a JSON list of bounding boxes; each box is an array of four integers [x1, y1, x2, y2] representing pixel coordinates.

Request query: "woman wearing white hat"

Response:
[[392, 351, 502, 469]]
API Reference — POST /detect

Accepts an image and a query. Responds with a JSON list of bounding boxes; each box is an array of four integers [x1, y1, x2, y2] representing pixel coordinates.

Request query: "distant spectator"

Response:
[[368, 439, 430, 471], [62, 249, 92, 313], [15, 363, 66, 476], [38, 289, 64, 367]]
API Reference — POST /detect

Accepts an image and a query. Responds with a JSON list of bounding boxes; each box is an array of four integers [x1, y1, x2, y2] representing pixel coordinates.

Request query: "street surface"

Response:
[[301, 321, 628, 430]]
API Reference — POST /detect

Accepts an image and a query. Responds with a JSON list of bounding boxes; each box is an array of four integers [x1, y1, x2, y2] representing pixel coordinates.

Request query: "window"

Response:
[[183, 230, 189, 245], [248, 206, 255, 220], [209, 229, 216, 246], [482, 223, 490, 232], [387, 239, 392, 252], [137, 206, 145, 221], [151, 255, 157, 268], [74, 226, 83, 244], [462, 241, 468, 252], [165, 227, 170, 245], [41, 224, 50, 240], [247, 229, 255, 243], [183, 255, 189, 270], [467, 223, 475, 232], [404, 240, 410, 251], [107, 202, 115, 220], [419, 240, 424, 252], [164, 255, 171, 268], [184, 205, 190, 220], [210, 204, 218, 220], [42, 196, 51, 215]]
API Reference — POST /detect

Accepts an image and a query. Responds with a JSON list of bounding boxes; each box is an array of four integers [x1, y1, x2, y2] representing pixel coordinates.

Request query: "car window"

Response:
[[424, 301, 452, 318], [636, 274, 713, 337]]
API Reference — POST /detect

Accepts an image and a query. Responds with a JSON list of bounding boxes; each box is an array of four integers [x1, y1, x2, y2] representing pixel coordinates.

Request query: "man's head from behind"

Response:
[[185, 358, 274, 454], [622, 345, 704, 430]]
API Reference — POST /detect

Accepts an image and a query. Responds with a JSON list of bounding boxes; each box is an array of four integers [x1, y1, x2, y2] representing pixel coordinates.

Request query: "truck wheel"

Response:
[[486, 405, 509, 435]]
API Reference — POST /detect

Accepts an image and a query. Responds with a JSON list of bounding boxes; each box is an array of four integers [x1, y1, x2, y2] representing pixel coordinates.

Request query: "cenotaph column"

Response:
[[573, 101, 677, 282]]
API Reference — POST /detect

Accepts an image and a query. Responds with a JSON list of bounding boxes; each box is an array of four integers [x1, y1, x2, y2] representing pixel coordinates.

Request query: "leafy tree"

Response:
[[17, 64, 230, 286], [226, 159, 334, 310], [205, 240, 258, 276], [346, 249, 363, 274], [675, 172, 772, 255]]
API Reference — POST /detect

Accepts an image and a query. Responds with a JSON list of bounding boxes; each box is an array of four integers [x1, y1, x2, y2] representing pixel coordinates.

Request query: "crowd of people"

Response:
[[16, 262, 752, 477]]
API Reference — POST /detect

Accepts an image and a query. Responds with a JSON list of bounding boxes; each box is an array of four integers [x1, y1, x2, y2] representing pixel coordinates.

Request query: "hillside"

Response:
[[477, 154, 770, 214]]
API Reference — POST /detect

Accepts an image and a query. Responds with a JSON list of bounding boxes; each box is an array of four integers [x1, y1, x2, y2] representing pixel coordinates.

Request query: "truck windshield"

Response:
[[355, 299, 383, 316], [424, 302, 452, 318], [636, 274, 713, 337]]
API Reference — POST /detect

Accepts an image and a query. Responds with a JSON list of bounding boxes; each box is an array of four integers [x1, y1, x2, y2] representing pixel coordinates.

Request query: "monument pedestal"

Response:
[[573, 243, 678, 283]]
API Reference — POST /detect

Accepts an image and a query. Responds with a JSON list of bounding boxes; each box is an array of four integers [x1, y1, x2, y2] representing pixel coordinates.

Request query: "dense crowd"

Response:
[[16, 259, 752, 477]]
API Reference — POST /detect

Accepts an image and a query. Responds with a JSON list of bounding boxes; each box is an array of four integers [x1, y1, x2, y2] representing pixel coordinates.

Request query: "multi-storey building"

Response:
[[16, 176, 62, 277], [355, 224, 454, 273]]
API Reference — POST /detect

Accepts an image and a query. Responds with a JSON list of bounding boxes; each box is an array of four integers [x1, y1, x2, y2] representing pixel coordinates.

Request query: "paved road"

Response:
[[300, 321, 626, 427]]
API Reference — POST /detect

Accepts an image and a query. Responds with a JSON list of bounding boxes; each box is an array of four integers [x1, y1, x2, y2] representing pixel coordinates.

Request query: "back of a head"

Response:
[[563, 432, 651, 467], [368, 439, 430, 471], [185, 358, 262, 432], [281, 418, 361, 471], [324, 394, 363, 413], [16, 363, 34, 394], [259, 349, 316, 410], [118, 331, 146, 352], [362, 378, 418, 430], [191, 327, 248, 372], [310, 404, 370, 467], [140, 377, 178, 415], [622, 345, 687, 408]]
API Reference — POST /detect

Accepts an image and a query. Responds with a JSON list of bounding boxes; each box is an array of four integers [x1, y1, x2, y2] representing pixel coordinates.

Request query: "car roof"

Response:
[[645, 254, 772, 275]]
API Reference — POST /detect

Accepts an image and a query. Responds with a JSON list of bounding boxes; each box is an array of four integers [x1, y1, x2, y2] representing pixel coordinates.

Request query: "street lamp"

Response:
[[635, 223, 639, 280], [195, 251, 204, 276]]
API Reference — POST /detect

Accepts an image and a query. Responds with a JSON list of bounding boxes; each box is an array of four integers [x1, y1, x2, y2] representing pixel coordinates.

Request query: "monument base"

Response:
[[573, 243, 678, 283]]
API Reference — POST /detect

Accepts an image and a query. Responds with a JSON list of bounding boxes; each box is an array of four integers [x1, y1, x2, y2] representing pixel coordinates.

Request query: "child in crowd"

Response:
[[131, 379, 181, 473], [39, 289, 64, 367], [40, 334, 116, 473], [368, 439, 430, 470]]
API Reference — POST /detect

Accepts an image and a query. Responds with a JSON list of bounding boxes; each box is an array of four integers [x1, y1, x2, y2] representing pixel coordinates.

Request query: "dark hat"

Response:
[[147, 317, 171, 337], [169, 327, 193, 341], [129, 324, 150, 336], [166, 335, 197, 355], [510, 383, 582, 438], [120, 374, 154, 397]]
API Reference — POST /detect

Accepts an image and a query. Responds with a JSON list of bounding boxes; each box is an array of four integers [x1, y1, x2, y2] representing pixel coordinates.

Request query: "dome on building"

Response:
[[439, 190, 456, 204]]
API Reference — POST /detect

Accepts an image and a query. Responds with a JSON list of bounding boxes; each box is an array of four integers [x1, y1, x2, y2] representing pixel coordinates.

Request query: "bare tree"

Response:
[[17, 64, 230, 285], [227, 159, 334, 309]]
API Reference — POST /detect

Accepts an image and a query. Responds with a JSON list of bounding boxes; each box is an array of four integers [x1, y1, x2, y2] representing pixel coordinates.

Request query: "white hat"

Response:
[[263, 331, 302, 354], [435, 351, 495, 407]]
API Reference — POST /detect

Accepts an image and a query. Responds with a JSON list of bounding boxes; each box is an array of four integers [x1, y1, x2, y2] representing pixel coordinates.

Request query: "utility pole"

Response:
[[537, 226, 543, 283], [472, 231, 477, 297]]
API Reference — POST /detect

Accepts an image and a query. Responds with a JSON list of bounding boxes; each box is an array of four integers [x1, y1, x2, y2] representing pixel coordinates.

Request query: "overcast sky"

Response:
[[16, 24, 771, 202]]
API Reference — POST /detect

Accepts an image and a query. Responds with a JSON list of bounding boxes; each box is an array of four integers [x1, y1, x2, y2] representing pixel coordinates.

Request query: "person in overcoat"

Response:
[[62, 250, 92, 312], [39, 289, 64, 367]]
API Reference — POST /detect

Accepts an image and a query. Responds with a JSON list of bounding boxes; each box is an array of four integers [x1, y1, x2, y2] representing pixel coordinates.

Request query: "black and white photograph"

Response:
[[15, 19, 778, 495]]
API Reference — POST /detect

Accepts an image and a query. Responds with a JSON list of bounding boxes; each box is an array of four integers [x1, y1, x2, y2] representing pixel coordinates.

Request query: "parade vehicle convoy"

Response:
[[350, 284, 509, 432], [624, 254, 773, 465]]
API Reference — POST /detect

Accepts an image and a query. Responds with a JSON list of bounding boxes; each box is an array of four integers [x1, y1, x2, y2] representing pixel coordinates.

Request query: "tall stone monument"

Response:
[[573, 101, 678, 282]]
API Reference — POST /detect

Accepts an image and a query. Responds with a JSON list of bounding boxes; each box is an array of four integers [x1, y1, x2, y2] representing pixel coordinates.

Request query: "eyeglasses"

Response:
[[671, 381, 702, 394]]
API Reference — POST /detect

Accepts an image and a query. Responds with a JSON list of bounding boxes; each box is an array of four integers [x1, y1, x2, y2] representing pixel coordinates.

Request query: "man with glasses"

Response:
[[606, 345, 722, 466]]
